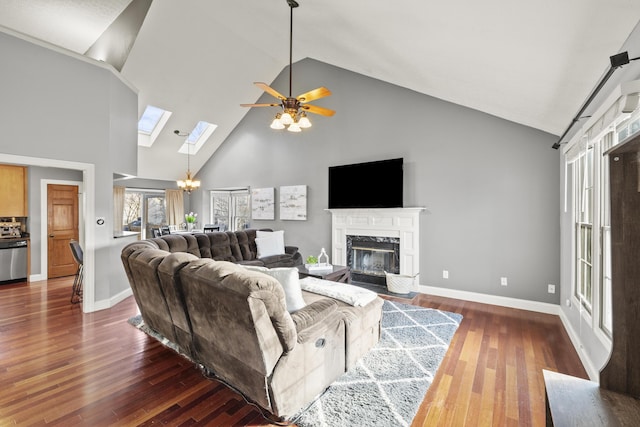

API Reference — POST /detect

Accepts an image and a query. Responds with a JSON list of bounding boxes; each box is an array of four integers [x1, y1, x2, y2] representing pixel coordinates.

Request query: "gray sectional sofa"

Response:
[[150, 228, 303, 268], [121, 232, 384, 419]]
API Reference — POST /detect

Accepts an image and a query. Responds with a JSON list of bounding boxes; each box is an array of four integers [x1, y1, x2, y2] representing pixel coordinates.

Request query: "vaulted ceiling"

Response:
[[1, 1, 640, 180]]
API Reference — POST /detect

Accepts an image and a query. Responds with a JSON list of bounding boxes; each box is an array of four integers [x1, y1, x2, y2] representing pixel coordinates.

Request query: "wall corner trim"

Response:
[[93, 287, 133, 312], [558, 309, 601, 382]]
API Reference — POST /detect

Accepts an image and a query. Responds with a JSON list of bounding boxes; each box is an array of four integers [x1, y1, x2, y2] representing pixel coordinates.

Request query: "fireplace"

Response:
[[347, 235, 400, 286], [329, 207, 424, 291]]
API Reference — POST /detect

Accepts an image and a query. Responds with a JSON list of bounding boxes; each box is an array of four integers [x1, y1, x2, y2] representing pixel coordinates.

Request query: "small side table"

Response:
[[297, 265, 351, 284]]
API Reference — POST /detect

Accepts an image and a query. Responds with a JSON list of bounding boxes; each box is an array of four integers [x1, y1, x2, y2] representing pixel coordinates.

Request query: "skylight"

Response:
[[178, 121, 217, 154], [138, 105, 172, 147]]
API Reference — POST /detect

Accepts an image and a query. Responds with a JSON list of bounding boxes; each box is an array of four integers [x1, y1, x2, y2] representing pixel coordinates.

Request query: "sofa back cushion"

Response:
[[226, 231, 244, 261], [121, 240, 159, 285], [152, 234, 201, 257], [235, 231, 256, 261], [126, 248, 177, 342], [195, 232, 236, 262], [179, 259, 296, 377], [157, 252, 200, 355]]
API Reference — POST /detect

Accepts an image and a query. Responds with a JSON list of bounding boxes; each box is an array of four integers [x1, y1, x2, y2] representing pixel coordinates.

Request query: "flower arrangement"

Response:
[[185, 212, 197, 224]]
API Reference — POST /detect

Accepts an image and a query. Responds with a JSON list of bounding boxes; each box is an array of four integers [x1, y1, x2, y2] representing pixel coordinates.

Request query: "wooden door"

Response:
[[47, 184, 79, 278]]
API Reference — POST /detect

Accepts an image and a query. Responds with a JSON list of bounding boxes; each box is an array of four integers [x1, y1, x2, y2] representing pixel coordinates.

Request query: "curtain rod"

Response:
[[552, 51, 637, 149]]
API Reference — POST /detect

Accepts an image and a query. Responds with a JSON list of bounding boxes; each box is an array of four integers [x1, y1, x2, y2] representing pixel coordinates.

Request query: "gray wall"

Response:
[[193, 58, 560, 304], [0, 30, 138, 302]]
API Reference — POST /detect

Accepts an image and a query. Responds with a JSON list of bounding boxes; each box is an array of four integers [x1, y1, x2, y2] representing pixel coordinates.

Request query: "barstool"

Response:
[[69, 240, 83, 304]]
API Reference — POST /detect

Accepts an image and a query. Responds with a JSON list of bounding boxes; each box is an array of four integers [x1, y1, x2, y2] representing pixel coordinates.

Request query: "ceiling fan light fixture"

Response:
[[240, 0, 334, 132], [270, 114, 285, 129], [298, 112, 311, 128], [287, 122, 301, 132], [280, 111, 294, 125]]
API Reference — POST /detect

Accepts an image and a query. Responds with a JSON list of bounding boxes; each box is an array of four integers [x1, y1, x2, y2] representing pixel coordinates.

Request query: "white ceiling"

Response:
[[1, 0, 640, 180]]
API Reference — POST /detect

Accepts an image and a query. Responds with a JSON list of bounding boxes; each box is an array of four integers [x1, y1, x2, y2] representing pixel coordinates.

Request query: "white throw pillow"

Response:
[[256, 230, 285, 255], [244, 265, 306, 313], [255, 236, 282, 258]]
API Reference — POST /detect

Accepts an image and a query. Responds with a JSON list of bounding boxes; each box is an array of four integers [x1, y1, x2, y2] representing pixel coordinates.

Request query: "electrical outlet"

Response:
[[500, 277, 508, 286], [443, 270, 449, 279], [548, 284, 556, 294], [566, 299, 571, 307]]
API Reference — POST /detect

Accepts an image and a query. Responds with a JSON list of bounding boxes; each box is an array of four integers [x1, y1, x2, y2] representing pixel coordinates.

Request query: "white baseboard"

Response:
[[420, 284, 603, 380], [419, 285, 560, 315], [557, 309, 600, 382], [94, 287, 133, 312], [29, 273, 45, 282]]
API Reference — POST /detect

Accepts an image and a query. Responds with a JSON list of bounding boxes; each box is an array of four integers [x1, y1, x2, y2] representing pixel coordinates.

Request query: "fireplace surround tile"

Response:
[[328, 208, 425, 292]]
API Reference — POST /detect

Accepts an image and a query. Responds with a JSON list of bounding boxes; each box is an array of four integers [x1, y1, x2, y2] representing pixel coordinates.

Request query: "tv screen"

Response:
[[328, 158, 403, 209]]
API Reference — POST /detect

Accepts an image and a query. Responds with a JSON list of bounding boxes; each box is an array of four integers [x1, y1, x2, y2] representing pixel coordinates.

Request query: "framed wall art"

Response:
[[280, 185, 307, 220], [251, 187, 275, 220]]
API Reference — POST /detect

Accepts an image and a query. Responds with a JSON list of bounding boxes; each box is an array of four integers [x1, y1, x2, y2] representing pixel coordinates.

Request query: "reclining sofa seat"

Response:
[[121, 232, 384, 418], [121, 241, 198, 357], [176, 257, 346, 416]]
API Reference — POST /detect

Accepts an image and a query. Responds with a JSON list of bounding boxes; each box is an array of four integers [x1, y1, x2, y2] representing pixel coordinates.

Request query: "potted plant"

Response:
[[185, 212, 197, 231], [305, 255, 318, 269]]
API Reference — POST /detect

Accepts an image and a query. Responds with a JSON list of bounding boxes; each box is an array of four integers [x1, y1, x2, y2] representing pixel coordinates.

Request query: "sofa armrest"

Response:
[[290, 298, 338, 338], [285, 245, 298, 255]]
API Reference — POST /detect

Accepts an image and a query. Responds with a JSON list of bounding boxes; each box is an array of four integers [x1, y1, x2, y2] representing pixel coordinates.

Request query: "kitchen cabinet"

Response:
[[0, 165, 28, 217]]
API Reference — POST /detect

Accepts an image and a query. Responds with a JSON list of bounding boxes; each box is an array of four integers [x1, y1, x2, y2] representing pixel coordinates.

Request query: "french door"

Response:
[[123, 189, 166, 239]]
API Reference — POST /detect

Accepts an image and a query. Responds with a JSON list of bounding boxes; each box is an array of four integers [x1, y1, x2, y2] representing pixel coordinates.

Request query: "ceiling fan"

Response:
[[240, 0, 335, 132]]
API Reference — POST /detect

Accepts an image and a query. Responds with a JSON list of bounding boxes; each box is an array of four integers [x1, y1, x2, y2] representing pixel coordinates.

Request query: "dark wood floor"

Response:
[[0, 277, 587, 426]]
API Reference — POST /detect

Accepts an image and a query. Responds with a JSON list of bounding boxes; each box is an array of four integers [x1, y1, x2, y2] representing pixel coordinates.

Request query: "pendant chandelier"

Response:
[[175, 130, 201, 193]]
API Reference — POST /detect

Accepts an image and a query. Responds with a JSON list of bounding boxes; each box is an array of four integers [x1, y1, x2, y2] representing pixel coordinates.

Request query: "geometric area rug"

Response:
[[289, 300, 463, 427], [128, 299, 462, 427]]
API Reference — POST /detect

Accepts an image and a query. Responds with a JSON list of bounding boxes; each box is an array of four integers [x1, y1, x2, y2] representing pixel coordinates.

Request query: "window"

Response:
[[138, 105, 172, 147], [600, 137, 613, 337], [123, 189, 166, 239], [569, 132, 614, 341], [178, 121, 217, 155], [565, 85, 640, 346], [574, 147, 593, 314], [210, 189, 250, 231]]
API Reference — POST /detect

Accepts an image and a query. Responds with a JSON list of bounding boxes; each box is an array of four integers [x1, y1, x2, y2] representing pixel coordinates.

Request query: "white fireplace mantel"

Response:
[[327, 207, 425, 288]]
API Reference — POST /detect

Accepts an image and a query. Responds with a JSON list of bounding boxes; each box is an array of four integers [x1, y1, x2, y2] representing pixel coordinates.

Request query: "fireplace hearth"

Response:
[[347, 235, 399, 286]]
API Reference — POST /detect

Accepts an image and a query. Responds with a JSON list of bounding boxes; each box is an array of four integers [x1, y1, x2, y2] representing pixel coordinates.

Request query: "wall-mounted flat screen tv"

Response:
[[328, 158, 403, 209]]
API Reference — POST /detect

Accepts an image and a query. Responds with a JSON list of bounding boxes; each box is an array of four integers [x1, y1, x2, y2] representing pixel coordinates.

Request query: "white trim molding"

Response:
[[558, 309, 601, 382], [94, 287, 133, 312], [328, 207, 425, 290], [0, 153, 96, 313], [421, 284, 560, 315]]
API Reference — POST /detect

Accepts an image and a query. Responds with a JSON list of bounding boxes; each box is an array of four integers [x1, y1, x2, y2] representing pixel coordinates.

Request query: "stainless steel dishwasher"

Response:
[[0, 239, 28, 284]]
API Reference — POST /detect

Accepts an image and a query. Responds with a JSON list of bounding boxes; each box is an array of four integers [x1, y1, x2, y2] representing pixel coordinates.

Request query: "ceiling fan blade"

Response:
[[240, 103, 281, 107], [254, 82, 286, 101], [297, 87, 331, 103], [301, 104, 335, 117]]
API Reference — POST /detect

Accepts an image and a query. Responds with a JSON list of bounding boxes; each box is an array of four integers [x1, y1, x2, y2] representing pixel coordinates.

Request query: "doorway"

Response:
[[47, 184, 79, 279]]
